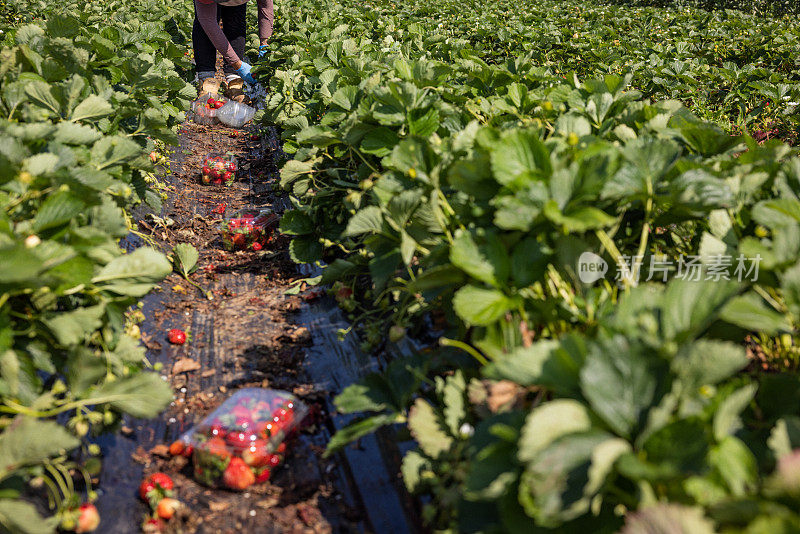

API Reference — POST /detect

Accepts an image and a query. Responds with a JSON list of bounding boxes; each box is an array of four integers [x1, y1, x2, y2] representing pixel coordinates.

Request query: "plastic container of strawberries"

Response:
[[190, 93, 227, 125], [201, 153, 238, 186], [180, 388, 308, 490], [219, 208, 279, 251]]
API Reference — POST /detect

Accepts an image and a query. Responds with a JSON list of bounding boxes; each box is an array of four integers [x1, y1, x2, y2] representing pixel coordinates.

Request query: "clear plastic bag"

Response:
[[201, 153, 238, 185], [219, 209, 279, 251], [180, 388, 308, 490], [190, 93, 227, 125], [215, 100, 256, 128]]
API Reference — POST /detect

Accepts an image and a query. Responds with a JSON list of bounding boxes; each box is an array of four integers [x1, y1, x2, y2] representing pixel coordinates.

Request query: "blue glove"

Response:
[[236, 61, 256, 85], [258, 45, 269, 59]]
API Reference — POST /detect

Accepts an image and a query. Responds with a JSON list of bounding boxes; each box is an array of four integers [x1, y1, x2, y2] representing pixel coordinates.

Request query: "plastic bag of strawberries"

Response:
[[201, 153, 238, 186], [177, 388, 308, 490], [219, 209, 279, 251]]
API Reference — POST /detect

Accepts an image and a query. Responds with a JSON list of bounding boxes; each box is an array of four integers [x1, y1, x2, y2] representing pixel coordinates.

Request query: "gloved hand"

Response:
[[235, 61, 256, 85], [258, 44, 269, 59]]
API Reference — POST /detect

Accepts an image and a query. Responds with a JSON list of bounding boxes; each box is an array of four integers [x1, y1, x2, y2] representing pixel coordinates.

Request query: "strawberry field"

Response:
[[2, 0, 800, 532]]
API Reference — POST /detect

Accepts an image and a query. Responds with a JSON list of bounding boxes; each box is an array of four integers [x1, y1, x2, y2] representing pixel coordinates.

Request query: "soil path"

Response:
[[94, 109, 418, 533]]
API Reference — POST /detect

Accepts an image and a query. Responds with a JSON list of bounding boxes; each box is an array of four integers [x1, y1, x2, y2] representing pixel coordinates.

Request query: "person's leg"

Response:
[[219, 3, 247, 78], [192, 4, 222, 81]]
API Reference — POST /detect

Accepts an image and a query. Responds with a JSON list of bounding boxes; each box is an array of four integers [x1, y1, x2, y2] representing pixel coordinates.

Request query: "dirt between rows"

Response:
[[96, 108, 368, 533]]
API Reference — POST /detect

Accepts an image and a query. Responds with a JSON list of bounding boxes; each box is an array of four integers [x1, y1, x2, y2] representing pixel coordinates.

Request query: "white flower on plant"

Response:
[[25, 235, 40, 248]]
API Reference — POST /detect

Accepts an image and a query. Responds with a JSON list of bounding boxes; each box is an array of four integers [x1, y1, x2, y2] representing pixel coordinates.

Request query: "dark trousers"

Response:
[[192, 3, 246, 77]]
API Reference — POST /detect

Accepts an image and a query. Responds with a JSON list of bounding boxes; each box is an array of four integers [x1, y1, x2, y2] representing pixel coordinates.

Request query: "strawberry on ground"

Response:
[[156, 498, 181, 520], [75, 503, 100, 533], [167, 329, 186, 345], [142, 518, 165, 534]]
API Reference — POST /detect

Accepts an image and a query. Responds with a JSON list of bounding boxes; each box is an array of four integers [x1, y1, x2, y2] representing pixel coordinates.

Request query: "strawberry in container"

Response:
[[219, 209, 279, 251], [201, 153, 238, 186], [176, 388, 308, 490]]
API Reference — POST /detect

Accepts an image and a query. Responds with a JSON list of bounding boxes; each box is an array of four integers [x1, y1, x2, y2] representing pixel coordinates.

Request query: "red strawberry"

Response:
[[252, 242, 262, 251], [156, 498, 181, 520], [142, 518, 165, 534], [228, 162, 237, 172], [226, 430, 255, 450], [75, 503, 100, 533], [207, 97, 215, 105], [167, 329, 186, 345], [255, 467, 271, 483], [214, 101, 224, 109], [267, 454, 281, 468], [202, 166, 210, 175], [242, 440, 270, 467], [202, 436, 231, 460], [212, 203, 226, 214], [214, 178, 223, 185], [168, 440, 185, 456], [223, 171, 233, 181], [148, 473, 174, 492], [223, 457, 255, 490], [139, 479, 156, 500]]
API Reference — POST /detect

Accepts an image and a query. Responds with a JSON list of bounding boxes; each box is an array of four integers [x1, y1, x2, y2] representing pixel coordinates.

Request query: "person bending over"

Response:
[[193, 0, 273, 101]]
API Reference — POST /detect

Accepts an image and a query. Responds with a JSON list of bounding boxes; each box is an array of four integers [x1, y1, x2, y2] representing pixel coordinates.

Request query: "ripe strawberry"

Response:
[[226, 430, 255, 450], [203, 436, 231, 459], [214, 178, 223, 185], [142, 518, 165, 534], [223, 457, 255, 490], [75, 503, 100, 533], [228, 162, 237, 172], [223, 171, 233, 181], [214, 101, 224, 109], [167, 329, 186, 345], [252, 242, 262, 251], [169, 440, 185, 456], [202, 166, 210, 175], [207, 97, 216, 105], [148, 473, 174, 492], [139, 479, 156, 500], [156, 498, 181, 520], [267, 454, 281, 468], [255, 467, 271, 483], [242, 440, 270, 467]]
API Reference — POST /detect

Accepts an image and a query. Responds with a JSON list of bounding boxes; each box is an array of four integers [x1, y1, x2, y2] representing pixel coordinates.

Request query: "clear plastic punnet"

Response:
[[201, 153, 238, 185], [219, 209, 279, 251], [180, 388, 308, 490], [215, 100, 256, 128], [190, 93, 227, 125]]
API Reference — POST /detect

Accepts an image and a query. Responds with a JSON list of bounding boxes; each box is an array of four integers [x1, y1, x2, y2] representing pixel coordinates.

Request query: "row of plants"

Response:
[[260, 0, 800, 531], [0, 0, 195, 531]]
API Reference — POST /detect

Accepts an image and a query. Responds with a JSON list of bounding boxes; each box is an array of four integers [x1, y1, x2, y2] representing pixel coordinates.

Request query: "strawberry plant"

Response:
[[261, 0, 800, 530], [0, 0, 196, 529]]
